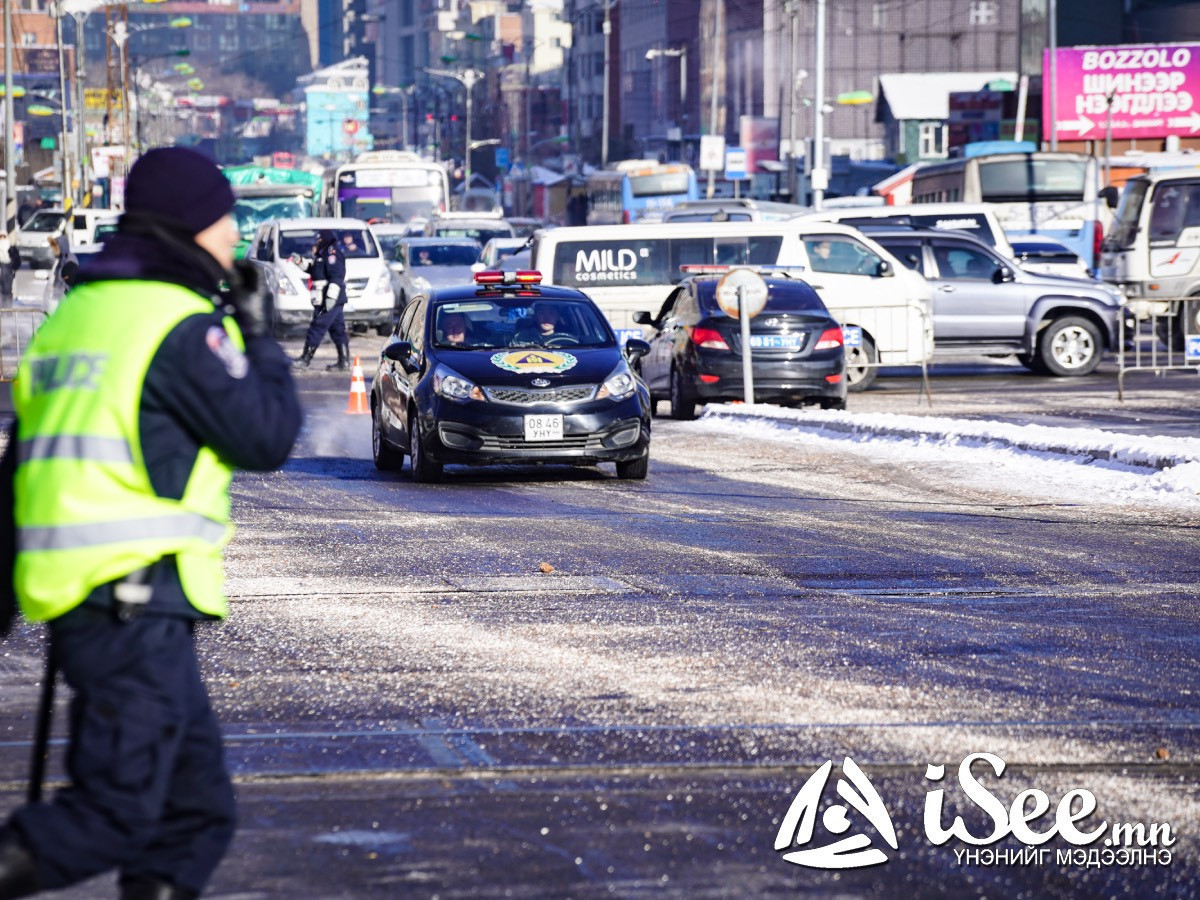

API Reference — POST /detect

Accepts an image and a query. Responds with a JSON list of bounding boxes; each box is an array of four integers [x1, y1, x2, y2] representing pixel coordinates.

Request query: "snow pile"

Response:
[[696, 404, 1200, 506]]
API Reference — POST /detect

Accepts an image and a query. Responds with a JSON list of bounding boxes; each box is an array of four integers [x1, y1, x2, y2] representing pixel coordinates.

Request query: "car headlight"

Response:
[[277, 276, 300, 296], [414, 276, 432, 292], [597, 360, 637, 401], [433, 364, 484, 402], [374, 275, 393, 295]]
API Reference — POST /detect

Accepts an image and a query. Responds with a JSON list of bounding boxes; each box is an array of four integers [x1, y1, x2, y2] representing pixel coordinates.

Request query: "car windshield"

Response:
[[435, 225, 514, 245], [431, 296, 614, 350], [279, 228, 379, 259], [23, 212, 65, 233], [406, 243, 480, 266]]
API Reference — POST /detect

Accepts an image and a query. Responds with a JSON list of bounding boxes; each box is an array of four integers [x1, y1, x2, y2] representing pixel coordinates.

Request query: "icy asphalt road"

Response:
[[1, 356, 1198, 898]]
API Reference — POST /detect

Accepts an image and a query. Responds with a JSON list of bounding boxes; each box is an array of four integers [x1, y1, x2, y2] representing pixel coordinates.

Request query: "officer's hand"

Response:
[[227, 260, 275, 339]]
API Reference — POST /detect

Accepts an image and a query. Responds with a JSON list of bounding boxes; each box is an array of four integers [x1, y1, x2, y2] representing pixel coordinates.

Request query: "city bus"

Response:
[[328, 150, 450, 225], [585, 160, 699, 225], [910, 151, 1103, 269], [222, 165, 326, 259]]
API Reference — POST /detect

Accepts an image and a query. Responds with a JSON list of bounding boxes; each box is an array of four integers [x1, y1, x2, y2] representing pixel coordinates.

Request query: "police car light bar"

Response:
[[678, 265, 730, 275], [473, 270, 543, 285]]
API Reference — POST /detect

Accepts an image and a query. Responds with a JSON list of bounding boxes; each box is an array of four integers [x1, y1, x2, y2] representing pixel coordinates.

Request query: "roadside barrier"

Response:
[[346, 356, 368, 414], [1116, 297, 1200, 400], [821, 299, 934, 403], [0, 307, 48, 381]]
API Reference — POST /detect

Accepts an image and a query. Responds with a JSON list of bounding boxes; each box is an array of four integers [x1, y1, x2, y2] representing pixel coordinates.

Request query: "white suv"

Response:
[[246, 217, 396, 336]]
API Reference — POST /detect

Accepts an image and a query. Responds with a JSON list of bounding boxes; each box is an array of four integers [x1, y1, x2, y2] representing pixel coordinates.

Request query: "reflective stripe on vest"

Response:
[[20, 513, 228, 551], [12, 280, 242, 622], [18, 434, 134, 465]]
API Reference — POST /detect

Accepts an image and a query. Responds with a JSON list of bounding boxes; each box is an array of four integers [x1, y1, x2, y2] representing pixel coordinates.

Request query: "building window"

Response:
[[969, 1, 998, 26], [872, 3, 886, 28], [918, 122, 947, 158]]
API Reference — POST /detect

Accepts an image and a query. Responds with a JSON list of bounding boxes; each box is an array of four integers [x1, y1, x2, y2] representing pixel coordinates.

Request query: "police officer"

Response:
[[0, 147, 302, 899], [293, 230, 350, 370]]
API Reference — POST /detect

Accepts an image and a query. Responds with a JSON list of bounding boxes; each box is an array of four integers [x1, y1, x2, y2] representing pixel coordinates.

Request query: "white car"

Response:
[[477, 237, 529, 269], [246, 217, 396, 336], [1009, 236, 1093, 280]]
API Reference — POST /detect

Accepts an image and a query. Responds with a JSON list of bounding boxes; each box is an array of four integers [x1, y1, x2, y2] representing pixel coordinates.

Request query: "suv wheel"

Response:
[[1038, 316, 1102, 376], [845, 334, 877, 392]]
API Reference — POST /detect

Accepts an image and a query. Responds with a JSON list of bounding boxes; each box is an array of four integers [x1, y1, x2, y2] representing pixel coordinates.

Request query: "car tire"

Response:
[[408, 413, 442, 483], [669, 367, 697, 420], [844, 333, 877, 392], [616, 453, 649, 480], [371, 404, 404, 471], [1037, 315, 1103, 376]]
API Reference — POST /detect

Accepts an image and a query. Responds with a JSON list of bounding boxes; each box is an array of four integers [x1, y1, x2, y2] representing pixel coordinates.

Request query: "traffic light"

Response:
[[450, 114, 458, 122], [425, 113, 434, 122]]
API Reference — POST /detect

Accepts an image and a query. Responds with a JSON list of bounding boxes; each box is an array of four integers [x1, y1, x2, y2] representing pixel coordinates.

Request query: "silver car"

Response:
[[391, 237, 482, 308]]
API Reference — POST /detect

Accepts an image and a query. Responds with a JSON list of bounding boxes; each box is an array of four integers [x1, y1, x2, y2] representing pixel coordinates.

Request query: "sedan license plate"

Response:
[[524, 414, 564, 442], [749, 334, 804, 350]]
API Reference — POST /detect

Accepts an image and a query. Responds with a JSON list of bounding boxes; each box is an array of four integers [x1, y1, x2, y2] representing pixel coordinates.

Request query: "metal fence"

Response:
[[1117, 297, 1200, 400], [823, 300, 934, 403], [0, 307, 48, 381]]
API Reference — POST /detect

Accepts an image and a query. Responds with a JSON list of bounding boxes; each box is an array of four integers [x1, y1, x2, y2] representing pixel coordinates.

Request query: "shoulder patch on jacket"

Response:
[[205, 325, 249, 379]]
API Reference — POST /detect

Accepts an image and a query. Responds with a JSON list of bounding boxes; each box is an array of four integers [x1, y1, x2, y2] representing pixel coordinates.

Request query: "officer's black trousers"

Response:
[[6, 609, 235, 894], [304, 301, 347, 350]]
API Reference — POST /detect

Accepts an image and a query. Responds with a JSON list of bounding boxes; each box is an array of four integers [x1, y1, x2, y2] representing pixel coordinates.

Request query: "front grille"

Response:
[[484, 385, 597, 405], [478, 433, 606, 451], [346, 278, 369, 294]]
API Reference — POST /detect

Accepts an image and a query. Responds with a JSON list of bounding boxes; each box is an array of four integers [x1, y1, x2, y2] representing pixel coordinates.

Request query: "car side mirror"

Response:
[[993, 265, 1014, 284], [624, 337, 651, 362], [1100, 185, 1120, 210], [876, 259, 893, 277], [382, 340, 413, 364], [632, 311, 653, 325]]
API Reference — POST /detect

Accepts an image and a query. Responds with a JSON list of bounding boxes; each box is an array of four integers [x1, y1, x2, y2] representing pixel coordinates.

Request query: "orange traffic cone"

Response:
[[346, 356, 368, 415]]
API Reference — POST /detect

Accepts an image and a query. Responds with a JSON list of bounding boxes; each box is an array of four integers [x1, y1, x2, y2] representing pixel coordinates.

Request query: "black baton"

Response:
[[27, 645, 56, 804]]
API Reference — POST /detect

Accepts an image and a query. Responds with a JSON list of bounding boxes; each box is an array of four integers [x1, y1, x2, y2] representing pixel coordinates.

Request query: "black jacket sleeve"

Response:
[[144, 313, 302, 474]]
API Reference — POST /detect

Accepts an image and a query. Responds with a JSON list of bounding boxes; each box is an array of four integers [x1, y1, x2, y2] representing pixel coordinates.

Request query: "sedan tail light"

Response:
[[814, 327, 844, 350], [690, 326, 730, 350]]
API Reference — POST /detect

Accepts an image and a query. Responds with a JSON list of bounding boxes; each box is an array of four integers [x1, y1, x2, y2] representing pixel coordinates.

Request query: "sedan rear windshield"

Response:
[[699, 282, 828, 315]]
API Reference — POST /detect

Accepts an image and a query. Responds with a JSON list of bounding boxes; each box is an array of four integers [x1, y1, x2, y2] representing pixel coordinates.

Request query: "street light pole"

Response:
[[706, 0, 721, 198], [601, 0, 611, 168], [54, 3, 72, 208], [424, 66, 485, 194], [645, 46, 687, 161], [812, 0, 827, 210], [70, 8, 89, 207], [4, 0, 16, 229]]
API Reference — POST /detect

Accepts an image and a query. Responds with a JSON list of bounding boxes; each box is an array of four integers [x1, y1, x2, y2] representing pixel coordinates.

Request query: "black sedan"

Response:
[[634, 267, 848, 418], [372, 271, 653, 482]]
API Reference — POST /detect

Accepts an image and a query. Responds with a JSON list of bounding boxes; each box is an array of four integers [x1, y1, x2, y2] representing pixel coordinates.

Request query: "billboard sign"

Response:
[[1043, 43, 1200, 142], [738, 116, 779, 178]]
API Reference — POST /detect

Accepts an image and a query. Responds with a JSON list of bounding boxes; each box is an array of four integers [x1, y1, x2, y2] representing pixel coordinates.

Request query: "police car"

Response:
[[371, 270, 653, 482]]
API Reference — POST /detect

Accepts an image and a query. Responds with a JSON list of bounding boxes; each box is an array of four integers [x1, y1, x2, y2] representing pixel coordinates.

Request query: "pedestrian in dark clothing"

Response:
[[0, 146, 302, 900], [294, 230, 350, 370], [0, 234, 19, 306]]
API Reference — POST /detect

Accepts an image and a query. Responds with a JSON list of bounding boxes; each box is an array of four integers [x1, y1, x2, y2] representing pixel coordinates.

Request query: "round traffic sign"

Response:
[[714, 267, 769, 319]]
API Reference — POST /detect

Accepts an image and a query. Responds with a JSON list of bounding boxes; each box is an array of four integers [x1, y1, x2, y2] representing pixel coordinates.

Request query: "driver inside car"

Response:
[[514, 302, 575, 345]]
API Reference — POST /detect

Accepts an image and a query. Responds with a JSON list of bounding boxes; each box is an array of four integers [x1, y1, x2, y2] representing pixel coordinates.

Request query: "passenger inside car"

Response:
[[514, 302, 576, 344], [438, 312, 471, 346]]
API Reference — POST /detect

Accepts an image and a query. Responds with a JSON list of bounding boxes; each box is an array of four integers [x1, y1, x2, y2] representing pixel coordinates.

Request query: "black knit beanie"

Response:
[[123, 147, 235, 236]]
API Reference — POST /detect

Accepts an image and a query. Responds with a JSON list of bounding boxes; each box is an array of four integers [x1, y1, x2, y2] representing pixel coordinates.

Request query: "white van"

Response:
[[529, 221, 934, 388], [798, 202, 1015, 260]]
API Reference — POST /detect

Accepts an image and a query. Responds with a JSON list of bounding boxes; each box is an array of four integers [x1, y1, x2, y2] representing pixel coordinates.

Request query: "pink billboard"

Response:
[[1043, 43, 1200, 142]]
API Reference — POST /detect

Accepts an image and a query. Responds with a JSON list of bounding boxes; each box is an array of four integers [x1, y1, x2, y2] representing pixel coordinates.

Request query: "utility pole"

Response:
[[1048, 0, 1058, 151], [55, 2, 72, 209], [4, 0, 16, 230], [71, 6, 89, 207], [812, 0, 827, 210], [706, 0, 722, 198], [785, 0, 798, 202], [601, 0, 611, 168]]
